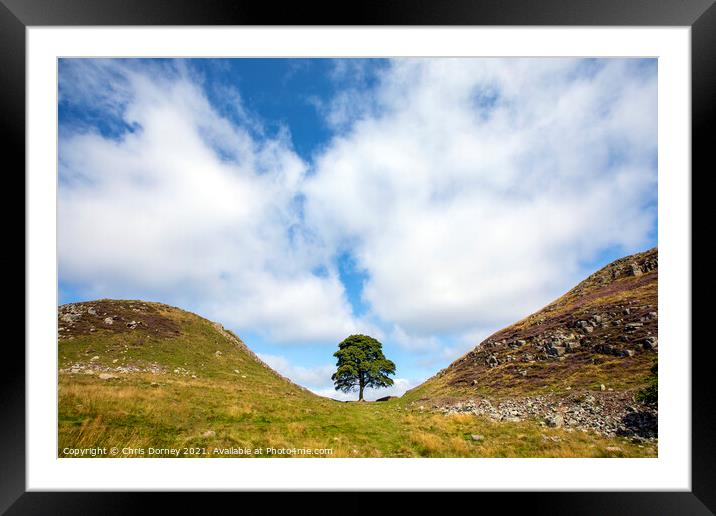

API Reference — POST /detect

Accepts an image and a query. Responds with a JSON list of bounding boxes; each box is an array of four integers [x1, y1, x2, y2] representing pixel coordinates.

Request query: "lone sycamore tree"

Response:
[[332, 334, 396, 401]]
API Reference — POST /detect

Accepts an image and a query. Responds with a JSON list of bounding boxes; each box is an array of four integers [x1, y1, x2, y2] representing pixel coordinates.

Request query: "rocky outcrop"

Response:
[[58, 300, 181, 339], [431, 391, 657, 439]]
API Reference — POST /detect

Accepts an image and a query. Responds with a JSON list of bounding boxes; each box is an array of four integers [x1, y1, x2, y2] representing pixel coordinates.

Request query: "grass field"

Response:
[[58, 301, 656, 458]]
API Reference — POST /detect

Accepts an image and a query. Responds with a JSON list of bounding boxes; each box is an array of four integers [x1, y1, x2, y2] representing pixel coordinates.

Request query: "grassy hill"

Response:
[[403, 247, 658, 439], [58, 261, 658, 458]]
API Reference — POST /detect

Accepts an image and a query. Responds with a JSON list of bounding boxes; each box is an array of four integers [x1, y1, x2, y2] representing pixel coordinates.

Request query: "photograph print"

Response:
[[57, 57, 658, 458]]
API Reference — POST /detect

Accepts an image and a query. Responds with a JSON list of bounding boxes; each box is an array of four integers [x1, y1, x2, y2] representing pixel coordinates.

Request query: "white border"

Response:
[[27, 27, 691, 491]]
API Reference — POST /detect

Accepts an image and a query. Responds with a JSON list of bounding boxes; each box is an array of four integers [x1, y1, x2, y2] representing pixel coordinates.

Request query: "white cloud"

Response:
[[58, 60, 362, 343], [304, 58, 657, 337], [389, 325, 440, 351], [257, 354, 335, 387]]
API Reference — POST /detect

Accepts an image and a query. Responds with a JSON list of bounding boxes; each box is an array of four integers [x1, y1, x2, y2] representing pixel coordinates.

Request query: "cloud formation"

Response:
[[304, 58, 657, 337], [59, 60, 363, 343]]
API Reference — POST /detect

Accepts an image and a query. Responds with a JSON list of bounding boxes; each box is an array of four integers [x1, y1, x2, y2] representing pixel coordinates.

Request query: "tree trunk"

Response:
[[359, 374, 364, 401]]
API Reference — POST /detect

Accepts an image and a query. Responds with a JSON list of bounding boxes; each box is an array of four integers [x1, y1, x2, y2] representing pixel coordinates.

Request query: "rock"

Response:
[[215, 350, 223, 357], [90, 356, 99, 361], [471, 379, 478, 386], [545, 414, 564, 428], [150, 382, 160, 387], [103, 317, 113, 325], [642, 337, 657, 350], [600, 384, 606, 391], [546, 345, 565, 356], [98, 373, 117, 380], [606, 446, 622, 452], [470, 434, 484, 441], [202, 430, 216, 438], [629, 263, 643, 276], [112, 359, 119, 363]]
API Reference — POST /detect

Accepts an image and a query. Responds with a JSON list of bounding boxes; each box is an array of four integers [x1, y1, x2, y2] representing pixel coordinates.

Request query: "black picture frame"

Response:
[[5, 0, 711, 513]]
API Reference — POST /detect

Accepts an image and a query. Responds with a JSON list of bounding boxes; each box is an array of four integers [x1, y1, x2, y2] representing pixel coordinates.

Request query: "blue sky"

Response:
[[58, 58, 657, 400]]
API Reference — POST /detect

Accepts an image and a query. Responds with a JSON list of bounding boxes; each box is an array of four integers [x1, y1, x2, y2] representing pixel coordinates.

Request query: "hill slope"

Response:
[[59, 299, 306, 390], [58, 297, 656, 458], [403, 248, 658, 437]]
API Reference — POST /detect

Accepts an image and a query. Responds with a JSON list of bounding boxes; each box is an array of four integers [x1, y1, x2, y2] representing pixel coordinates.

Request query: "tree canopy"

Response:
[[332, 334, 396, 401]]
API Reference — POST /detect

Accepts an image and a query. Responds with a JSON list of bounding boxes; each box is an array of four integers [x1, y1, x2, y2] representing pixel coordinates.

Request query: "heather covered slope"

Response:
[[403, 248, 658, 438]]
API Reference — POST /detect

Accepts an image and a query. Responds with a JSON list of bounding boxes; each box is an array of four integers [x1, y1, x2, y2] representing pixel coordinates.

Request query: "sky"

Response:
[[57, 58, 658, 401]]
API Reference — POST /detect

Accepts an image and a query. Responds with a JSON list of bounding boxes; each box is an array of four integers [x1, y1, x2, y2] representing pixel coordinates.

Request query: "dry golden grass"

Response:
[[58, 300, 656, 459]]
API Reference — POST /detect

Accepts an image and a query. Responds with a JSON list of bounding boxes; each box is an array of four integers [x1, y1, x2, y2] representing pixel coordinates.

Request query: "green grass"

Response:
[[58, 302, 656, 458]]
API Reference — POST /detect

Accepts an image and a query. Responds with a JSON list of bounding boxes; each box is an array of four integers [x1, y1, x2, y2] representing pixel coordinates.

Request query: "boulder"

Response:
[[545, 344, 565, 357], [545, 414, 564, 428], [641, 337, 657, 350], [629, 263, 643, 276]]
